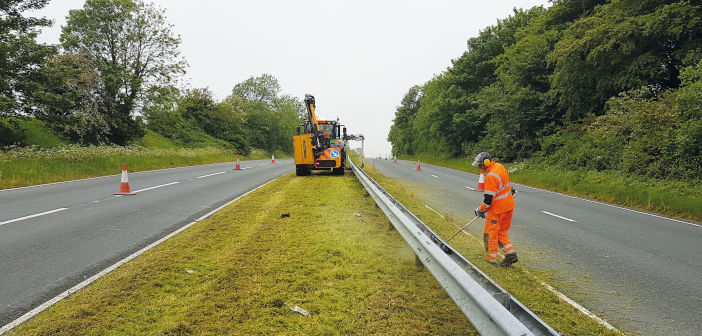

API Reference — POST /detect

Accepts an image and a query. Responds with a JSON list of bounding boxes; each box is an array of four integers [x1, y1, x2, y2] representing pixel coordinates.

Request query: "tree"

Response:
[[229, 74, 301, 153], [32, 53, 110, 144], [61, 0, 186, 144], [231, 74, 281, 106], [388, 85, 421, 155], [0, 0, 54, 115]]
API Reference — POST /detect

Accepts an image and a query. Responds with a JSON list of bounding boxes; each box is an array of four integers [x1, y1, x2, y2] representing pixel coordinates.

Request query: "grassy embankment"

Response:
[[0, 119, 286, 189], [400, 155, 702, 222], [0, 145, 274, 190], [354, 158, 622, 335], [9, 172, 475, 335]]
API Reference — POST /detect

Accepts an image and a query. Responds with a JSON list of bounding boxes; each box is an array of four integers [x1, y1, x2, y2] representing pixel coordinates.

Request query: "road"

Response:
[[368, 158, 702, 336], [0, 159, 293, 327]]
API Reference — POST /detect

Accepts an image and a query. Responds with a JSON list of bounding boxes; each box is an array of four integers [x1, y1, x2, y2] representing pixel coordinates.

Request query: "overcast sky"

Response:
[[33, 0, 550, 156]]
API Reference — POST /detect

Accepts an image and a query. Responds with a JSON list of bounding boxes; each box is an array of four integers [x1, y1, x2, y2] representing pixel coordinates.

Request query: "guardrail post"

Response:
[[415, 254, 424, 270]]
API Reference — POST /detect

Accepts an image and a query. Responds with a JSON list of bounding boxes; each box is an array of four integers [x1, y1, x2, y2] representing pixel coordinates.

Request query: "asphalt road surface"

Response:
[[0, 159, 293, 327], [368, 158, 702, 336]]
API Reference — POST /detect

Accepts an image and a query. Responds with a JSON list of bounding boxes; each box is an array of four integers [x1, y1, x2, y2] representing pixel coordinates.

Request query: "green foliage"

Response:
[[60, 0, 186, 144], [31, 53, 110, 144], [0, 0, 55, 115], [0, 117, 66, 147], [136, 129, 177, 149], [228, 74, 303, 154], [389, 0, 702, 183]]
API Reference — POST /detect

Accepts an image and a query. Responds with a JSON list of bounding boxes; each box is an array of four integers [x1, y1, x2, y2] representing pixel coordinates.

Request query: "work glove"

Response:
[[474, 207, 486, 218], [511, 188, 517, 198]]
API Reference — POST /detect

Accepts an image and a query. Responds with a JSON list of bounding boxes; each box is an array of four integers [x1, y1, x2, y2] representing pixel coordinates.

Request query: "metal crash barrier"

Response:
[[350, 158, 560, 336]]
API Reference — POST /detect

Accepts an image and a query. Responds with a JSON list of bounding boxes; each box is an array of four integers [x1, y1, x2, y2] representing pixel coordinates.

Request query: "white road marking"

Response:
[[132, 182, 179, 194], [240, 167, 252, 170], [517, 184, 700, 228], [257, 164, 267, 167], [0, 176, 281, 335], [465, 186, 476, 191], [196, 171, 226, 179], [542, 210, 576, 222], [0, 208, 68, 227], [424, 204, 446, 219], [520, 270, 619, 332], [431, 174, 439, 179]]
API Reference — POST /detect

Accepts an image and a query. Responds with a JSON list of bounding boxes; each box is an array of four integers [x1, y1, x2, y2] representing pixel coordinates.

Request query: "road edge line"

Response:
[[0, 176, 280, 335]]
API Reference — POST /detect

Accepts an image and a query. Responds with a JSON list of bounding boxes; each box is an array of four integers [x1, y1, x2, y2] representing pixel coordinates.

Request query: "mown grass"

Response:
[[355, 156, 622, 336], [9, 172, 477, 335], [0, 146, 276, 190], [400, 154, 702, 222]]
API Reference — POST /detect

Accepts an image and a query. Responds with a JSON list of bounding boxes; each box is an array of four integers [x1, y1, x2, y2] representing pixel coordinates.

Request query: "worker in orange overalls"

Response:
[[472, 152, 518, 267]]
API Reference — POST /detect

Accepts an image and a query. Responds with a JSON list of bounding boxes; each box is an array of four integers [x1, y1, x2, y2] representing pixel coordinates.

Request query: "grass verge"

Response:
[[9, 172, 475, 335], [0, 146, 277, 190], [399, 155, 702, 222], [355, 156, 621, 336]]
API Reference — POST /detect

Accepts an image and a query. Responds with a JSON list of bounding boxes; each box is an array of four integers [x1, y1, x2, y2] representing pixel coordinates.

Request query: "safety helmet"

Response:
[[471, 152, 492, 167]]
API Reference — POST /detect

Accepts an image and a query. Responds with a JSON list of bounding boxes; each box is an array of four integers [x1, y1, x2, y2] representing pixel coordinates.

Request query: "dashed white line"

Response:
[[196, 171, 226, 179], [431, 174, 439, 179], [517, 184, 700, 228], [541, 210, 576, 222], [465, 186, 476, 191], [240, 167, 252, 170], [0, 208, 69, 226], [132, 182, 179, 194]]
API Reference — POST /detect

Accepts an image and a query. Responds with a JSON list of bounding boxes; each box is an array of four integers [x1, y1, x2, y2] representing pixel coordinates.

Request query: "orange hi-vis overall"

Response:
[[478, 162, 515, 262]]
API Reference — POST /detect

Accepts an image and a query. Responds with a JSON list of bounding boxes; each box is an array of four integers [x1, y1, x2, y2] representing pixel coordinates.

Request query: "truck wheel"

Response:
[[296, 165, 309, 176], [333, 167, 345, 175]]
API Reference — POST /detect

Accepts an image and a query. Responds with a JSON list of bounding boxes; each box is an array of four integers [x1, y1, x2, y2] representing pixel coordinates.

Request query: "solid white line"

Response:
[[0, 175, 281, 335], [132, 182, 179, 194], [541, 210, 576, 222], [517, 184, 701, 228], [520, 270, 620, 332], [196, 171, 226, 179], [465, 186, 476, 191], [431, 174, 439, 179], [0, 208, 69, 226], [424, 204, 446, 219]]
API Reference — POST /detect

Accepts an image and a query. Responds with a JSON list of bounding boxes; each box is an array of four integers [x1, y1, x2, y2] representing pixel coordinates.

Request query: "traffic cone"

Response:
[[271, 153, 275, 163], [393, 157, 397, 163], [235, 155, 241, 170], [385, 156, 387, 160], [115, 163, 135, 195], [416, 157, 421, 171], [477, 172, 485, 191]]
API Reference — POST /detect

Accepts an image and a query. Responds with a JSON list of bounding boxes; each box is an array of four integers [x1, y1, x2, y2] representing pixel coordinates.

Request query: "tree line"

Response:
[[1, 0, 302, 155], [388, 0, 702, 180]]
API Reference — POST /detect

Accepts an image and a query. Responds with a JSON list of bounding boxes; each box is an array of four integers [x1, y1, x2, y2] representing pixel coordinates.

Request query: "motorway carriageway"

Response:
[[0, 159, 293, 328], [370, 158, 701, 336]]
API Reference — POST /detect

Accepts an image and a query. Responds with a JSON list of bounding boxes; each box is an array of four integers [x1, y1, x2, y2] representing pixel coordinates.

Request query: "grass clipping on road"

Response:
[[10, 172, 473, 335]]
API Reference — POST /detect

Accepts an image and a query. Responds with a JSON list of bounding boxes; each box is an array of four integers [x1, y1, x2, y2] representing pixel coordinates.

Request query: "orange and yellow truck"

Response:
[[293, 94, 346, 176]]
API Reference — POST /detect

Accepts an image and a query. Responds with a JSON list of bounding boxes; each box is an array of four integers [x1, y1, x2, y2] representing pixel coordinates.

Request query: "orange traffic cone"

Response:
[[115, 163, 135, 195], [477, 172, 485, 191], [271, 153, 275, 164], [416, 157, 421, 171], [235, 155, 241, 170]]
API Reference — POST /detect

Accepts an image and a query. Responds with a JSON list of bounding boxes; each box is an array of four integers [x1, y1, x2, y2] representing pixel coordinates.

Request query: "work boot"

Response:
[[500, 253, 518, 267]]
